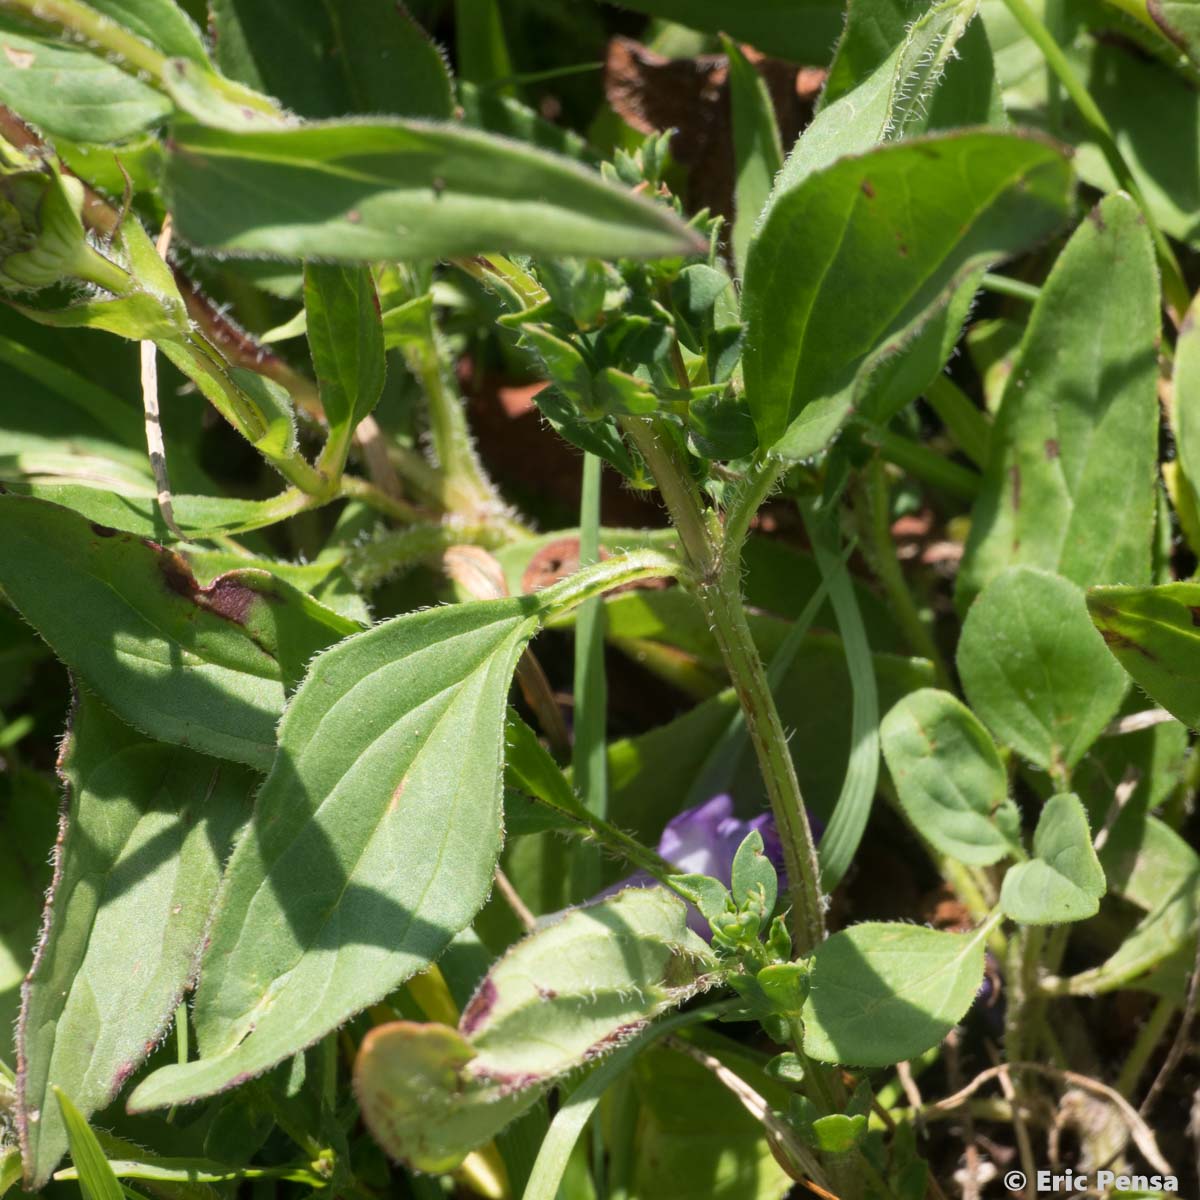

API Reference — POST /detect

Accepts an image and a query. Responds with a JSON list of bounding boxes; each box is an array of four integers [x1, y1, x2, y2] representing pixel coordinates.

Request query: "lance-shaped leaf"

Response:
[[127, 598, 543, 1113], [17, 696, 253, 1188], [742, 131, 1071, 460], [304, 263, 386, 470], [1000, 793, 1105, 925], [802, 921, 989, 1066], [959, 195, 1159, 603], [355, 888, 717, 1171], [0, 495, 358, 768], [1171, 289, 1200, 502], [3, 481, 326, 543], [164, 118, 703, 263], [1087, 581, 1200, 728], [880, 688, 1022, 866], [958, 567, 1128, 775]]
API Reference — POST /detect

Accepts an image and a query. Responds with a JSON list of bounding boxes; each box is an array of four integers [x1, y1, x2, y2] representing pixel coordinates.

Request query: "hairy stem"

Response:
[[619, 417, 825, 954]]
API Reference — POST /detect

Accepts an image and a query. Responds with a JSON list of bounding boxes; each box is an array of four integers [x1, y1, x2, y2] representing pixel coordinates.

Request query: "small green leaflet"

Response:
[[802, 922, 989, 1066], [881, 688, 1022, 866], [0, 494, 358, 768], [742, 131, 1071, 461], [959, 194, 1160, 602], [18, 696, 253, 1188], [164, 118, 704, 262], [304, 263, 386, 473], [1000, 793, 1105, 925], [958, 567, 1128, 776], [129, 598, 543, 1112], [1087, 581, 1200, 729]]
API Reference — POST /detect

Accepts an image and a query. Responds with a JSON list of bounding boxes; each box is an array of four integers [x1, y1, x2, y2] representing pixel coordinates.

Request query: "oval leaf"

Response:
[[802, 922, 988, 1066], [880, 688, 1021, 866], [958, 567, 1128, 774], [1000, 793, 1105, 925]]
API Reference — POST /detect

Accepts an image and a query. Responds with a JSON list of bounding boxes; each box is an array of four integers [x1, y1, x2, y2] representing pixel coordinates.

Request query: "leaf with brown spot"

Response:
[[354, 888, 718, 1171], [1087, 581, 1200, 729], [959, 195, 1160, 605], [0, 494, 357, 767]]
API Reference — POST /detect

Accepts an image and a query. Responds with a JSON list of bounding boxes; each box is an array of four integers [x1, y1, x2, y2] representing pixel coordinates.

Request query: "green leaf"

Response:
[[18, 696, 253, 1188], [0, 25, 171, 142], [355, 889, 715, 1171], [802, 922, 989, 1066], [2, 480, 326, 543], [723, 35, 782, 278], [881, 688, 1022, 866], [0, 768, 57, 1063], [83, 0, 210, 63], [53, 1089, 123, 1200], [0, 495, 357, 767], [128, 597, 542, 1112], [455, 0, 513, 92], [742, 131, 1071, 460], [1, 1149, 19, 1198], [164, 118, 704, 262], [210, 0, 453, 119], [811, 1113, 867, 1154], [731, 831, 778, 916], [958, 194, 1160, 602], [806, 516, 879, 891], [304, 263, 386, 469], [461, 888, 716, 1082], [1173, 290, 1200, 502], [604, 0, 844, 63], [957, 567, 1128, 775], [1000, 793, 1105, 925], [784, 2, 1004, 187], [629, 1044, 792, 1200], [354, 1022, 537, 1174], [1086, 581, 1200, 728]]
